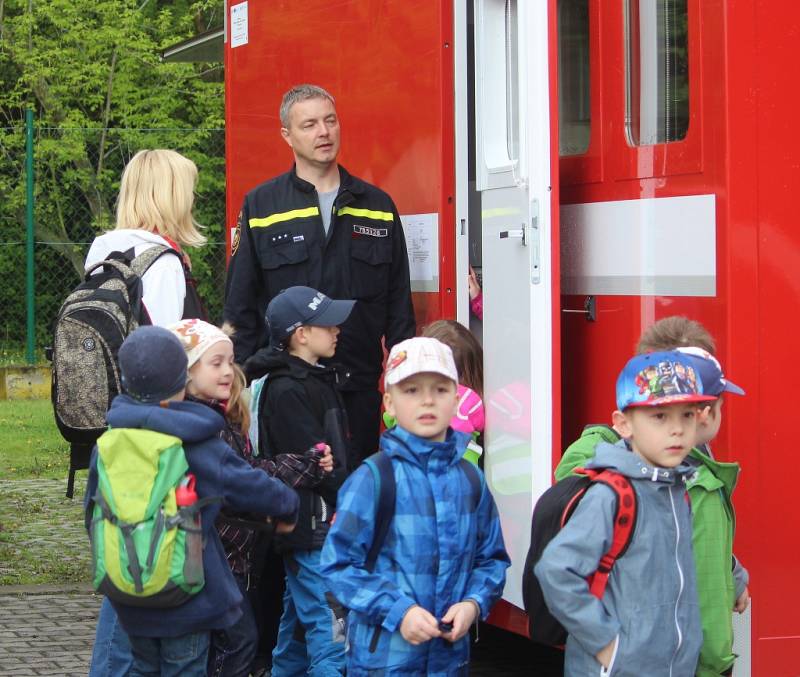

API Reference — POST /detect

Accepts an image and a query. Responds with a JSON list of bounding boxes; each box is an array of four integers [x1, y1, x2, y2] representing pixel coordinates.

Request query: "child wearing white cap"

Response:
[[320, 336, 509, 675]]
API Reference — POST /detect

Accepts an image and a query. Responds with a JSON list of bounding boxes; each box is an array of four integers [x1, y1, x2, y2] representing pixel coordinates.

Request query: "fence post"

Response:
[[25, 108, 35, 364]]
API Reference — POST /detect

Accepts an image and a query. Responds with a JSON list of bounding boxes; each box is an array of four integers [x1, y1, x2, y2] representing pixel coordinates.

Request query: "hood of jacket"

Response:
[[586, 440, 696, 485], [107, 394, 224, 442], [84, 229, 171, 270], [243, 345, 341, 385]]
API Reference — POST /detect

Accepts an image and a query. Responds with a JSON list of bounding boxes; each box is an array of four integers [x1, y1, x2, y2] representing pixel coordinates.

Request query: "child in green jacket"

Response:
[[555, 317, 750, 677]]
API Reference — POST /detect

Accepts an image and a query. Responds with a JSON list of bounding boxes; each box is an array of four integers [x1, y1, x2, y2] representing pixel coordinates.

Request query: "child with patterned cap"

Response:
[[320, 336, 509, 675], [84, 326, 299, 677], [169, 318, 301, 677], [536, 350, 709, 677]]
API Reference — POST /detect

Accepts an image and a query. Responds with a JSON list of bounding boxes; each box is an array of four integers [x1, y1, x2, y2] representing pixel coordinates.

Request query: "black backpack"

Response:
[[521, 468, 638, 646], [50, 245, 205, 496]]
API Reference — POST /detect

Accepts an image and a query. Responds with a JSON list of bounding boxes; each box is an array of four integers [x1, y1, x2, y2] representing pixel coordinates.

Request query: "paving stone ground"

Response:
[[0, 588, 100, 676]]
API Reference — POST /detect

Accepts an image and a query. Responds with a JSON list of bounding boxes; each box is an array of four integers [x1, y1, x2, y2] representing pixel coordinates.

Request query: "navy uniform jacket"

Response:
[[224, 165, 415, 390]]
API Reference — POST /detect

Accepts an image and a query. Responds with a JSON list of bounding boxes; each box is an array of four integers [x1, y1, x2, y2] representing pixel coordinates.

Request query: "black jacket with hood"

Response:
[[244, 346, 352, 552]]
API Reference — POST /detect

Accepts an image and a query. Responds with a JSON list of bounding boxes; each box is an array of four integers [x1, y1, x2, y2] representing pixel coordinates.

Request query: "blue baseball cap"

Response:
[[266, 286, 355, 347], [676, 347, 746, 397], [616, 350, 717, 411]]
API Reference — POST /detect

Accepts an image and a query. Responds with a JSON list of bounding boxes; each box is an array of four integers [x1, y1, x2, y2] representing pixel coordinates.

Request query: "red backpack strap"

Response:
[[579, 468, 638, 599]]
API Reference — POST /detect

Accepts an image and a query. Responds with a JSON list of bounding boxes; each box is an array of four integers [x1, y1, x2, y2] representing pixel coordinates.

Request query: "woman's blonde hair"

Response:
[[422, 320, 484, 397], [115, 149, 206, 247]]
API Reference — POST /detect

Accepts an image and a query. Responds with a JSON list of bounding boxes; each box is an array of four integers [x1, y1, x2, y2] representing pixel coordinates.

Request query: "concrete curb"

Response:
[[0, 583, 94, 596]]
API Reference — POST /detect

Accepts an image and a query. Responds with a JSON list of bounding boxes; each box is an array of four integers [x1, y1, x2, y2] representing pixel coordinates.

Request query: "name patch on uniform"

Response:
[[293, 235, 305, 242], [353, 225, 389, 238]]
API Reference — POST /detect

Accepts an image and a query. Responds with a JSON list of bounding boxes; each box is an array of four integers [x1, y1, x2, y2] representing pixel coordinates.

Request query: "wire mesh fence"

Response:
[[0, 124, 227, 363]]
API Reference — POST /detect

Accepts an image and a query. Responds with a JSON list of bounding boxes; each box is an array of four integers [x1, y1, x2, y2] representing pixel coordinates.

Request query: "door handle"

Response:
[[499, 226, 527, 246]]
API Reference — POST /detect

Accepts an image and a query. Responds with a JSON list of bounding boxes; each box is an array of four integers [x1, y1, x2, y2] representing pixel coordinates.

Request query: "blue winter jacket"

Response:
[[85, 395, 300, 638], [535, 442, 702, 677], [319, 425, 510, 676]]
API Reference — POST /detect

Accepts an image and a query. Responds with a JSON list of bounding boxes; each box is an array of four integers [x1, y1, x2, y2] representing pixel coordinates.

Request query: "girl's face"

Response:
[[187, 341, 235, 402]]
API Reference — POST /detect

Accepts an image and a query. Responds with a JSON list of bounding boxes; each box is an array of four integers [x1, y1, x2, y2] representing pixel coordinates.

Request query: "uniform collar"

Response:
[[289, 163, 366, 197]]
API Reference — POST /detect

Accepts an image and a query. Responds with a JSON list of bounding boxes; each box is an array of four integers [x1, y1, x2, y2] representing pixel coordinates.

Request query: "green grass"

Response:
[[0, 399, 90, 585], [0, 399, 70, 479]]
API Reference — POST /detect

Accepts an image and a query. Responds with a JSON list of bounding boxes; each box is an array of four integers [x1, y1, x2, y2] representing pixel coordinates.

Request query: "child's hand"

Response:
[[468, 266, 481, 301], [734, 586, 750, 613], [273, 519, 296, 534], [439, 600, 479, 642], [318, 445, 334, 473], [596, 636, 617, 669], [399, 605, 441, 645]]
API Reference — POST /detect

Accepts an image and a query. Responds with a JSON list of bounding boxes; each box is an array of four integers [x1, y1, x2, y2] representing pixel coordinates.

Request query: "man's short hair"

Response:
[[280, 84, 336, 127], [636, 316, 716, 355]]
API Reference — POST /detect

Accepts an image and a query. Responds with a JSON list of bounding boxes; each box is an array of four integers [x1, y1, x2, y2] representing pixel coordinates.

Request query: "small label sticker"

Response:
[[230, 2, 248, 48], [353, 225, 388, 238]]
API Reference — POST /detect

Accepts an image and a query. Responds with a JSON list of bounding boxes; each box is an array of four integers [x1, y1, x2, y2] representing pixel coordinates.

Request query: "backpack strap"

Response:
[[128, 244, 178, 278], [457, 457, 483, 511], [363, 451, 395, 573], [362, 452, 484, 573], [576, 468, 638, 598]]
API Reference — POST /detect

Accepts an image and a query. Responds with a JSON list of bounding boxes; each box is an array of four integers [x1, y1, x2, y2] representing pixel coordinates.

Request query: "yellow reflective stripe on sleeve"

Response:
[[249, 207, 320, 228], [336, 207, 394, 222]]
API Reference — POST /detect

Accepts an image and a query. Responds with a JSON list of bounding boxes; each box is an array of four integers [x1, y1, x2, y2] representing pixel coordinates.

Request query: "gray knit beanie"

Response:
[[118, 326, 188, 403]]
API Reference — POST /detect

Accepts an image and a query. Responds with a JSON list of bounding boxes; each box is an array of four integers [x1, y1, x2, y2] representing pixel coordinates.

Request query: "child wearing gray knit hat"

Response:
[[118, 326, 188, 403]]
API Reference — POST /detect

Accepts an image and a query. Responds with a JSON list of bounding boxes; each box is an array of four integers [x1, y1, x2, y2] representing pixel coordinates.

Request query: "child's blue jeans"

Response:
[[128, 631, 210, 677], [88, 597, 133, 677], [271, 549, 345, 677]]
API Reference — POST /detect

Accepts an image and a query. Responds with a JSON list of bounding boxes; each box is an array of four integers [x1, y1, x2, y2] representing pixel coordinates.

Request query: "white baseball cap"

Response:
[[384, 337, 459, 388]]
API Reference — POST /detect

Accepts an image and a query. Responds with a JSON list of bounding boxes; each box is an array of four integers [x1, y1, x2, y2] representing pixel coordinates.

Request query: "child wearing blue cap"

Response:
[[535, 350, 710, 677], [242, 285, 355, 677], [555, 317, 749, 677]]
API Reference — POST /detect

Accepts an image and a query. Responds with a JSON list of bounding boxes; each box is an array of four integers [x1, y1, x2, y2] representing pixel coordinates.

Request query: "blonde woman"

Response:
[[86, 149, 206, 677], [84, 149, 206, 326]]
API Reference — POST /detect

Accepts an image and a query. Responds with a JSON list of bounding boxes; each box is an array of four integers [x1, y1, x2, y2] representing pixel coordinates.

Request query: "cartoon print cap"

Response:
[[616, 350, 718, 411], [384, 337, 459, 388], [266, 286, 355, 347], [675, 347, 746, 397]]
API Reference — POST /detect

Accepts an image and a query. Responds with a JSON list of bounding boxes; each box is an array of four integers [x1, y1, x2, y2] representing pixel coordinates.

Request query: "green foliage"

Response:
[[0, 1, 226, 348]]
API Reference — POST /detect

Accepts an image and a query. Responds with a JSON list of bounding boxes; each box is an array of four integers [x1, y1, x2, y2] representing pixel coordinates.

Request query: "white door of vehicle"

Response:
[[463, 0, 558, 609]]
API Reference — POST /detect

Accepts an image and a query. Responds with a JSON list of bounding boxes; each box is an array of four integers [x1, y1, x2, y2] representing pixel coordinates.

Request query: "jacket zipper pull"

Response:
[[312, 515, 317, 530]]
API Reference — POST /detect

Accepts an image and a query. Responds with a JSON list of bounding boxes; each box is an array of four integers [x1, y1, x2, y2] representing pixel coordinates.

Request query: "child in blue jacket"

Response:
[[535, 351, 707, 677], [85, 326, 299, 676], [320, 336, 510, 675]]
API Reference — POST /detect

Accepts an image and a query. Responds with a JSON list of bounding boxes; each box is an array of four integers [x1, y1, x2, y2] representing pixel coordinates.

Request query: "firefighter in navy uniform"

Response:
[[224, 84, 415, 466]]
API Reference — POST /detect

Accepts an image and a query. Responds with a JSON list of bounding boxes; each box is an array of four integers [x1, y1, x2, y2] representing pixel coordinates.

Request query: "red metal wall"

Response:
[[224, 0, 456, 327], [560, 1, 799, 673]]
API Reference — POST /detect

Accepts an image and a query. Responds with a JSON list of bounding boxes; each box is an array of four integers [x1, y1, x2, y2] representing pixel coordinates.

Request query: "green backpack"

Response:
[[89, 428, 218, 608]]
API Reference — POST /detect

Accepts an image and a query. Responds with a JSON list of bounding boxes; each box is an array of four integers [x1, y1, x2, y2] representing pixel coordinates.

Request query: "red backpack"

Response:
[[521, 468, 638, 645]]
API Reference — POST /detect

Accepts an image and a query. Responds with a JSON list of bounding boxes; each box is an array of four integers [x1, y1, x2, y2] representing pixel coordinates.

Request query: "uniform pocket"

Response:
[[349, 236, 392, 300], [259, 233, 310, 296]]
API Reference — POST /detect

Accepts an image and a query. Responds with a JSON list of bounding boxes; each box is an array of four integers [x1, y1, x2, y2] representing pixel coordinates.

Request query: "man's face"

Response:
[[614, 402, 698, 468], [281, 97, 340, 169]]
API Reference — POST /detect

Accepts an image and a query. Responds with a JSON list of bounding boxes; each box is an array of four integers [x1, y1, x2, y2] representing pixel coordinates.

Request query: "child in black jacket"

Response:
[[243, 285, 354, 677]]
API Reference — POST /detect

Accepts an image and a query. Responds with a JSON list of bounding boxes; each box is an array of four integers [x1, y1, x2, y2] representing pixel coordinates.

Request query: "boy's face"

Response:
[[613, 402, 698, 468], [289, 325, 340, 360], [383, 372, 458, 442]]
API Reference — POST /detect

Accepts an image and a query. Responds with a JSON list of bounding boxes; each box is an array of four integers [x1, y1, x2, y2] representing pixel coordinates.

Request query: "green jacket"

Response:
[[555, 426, 744, 677]]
